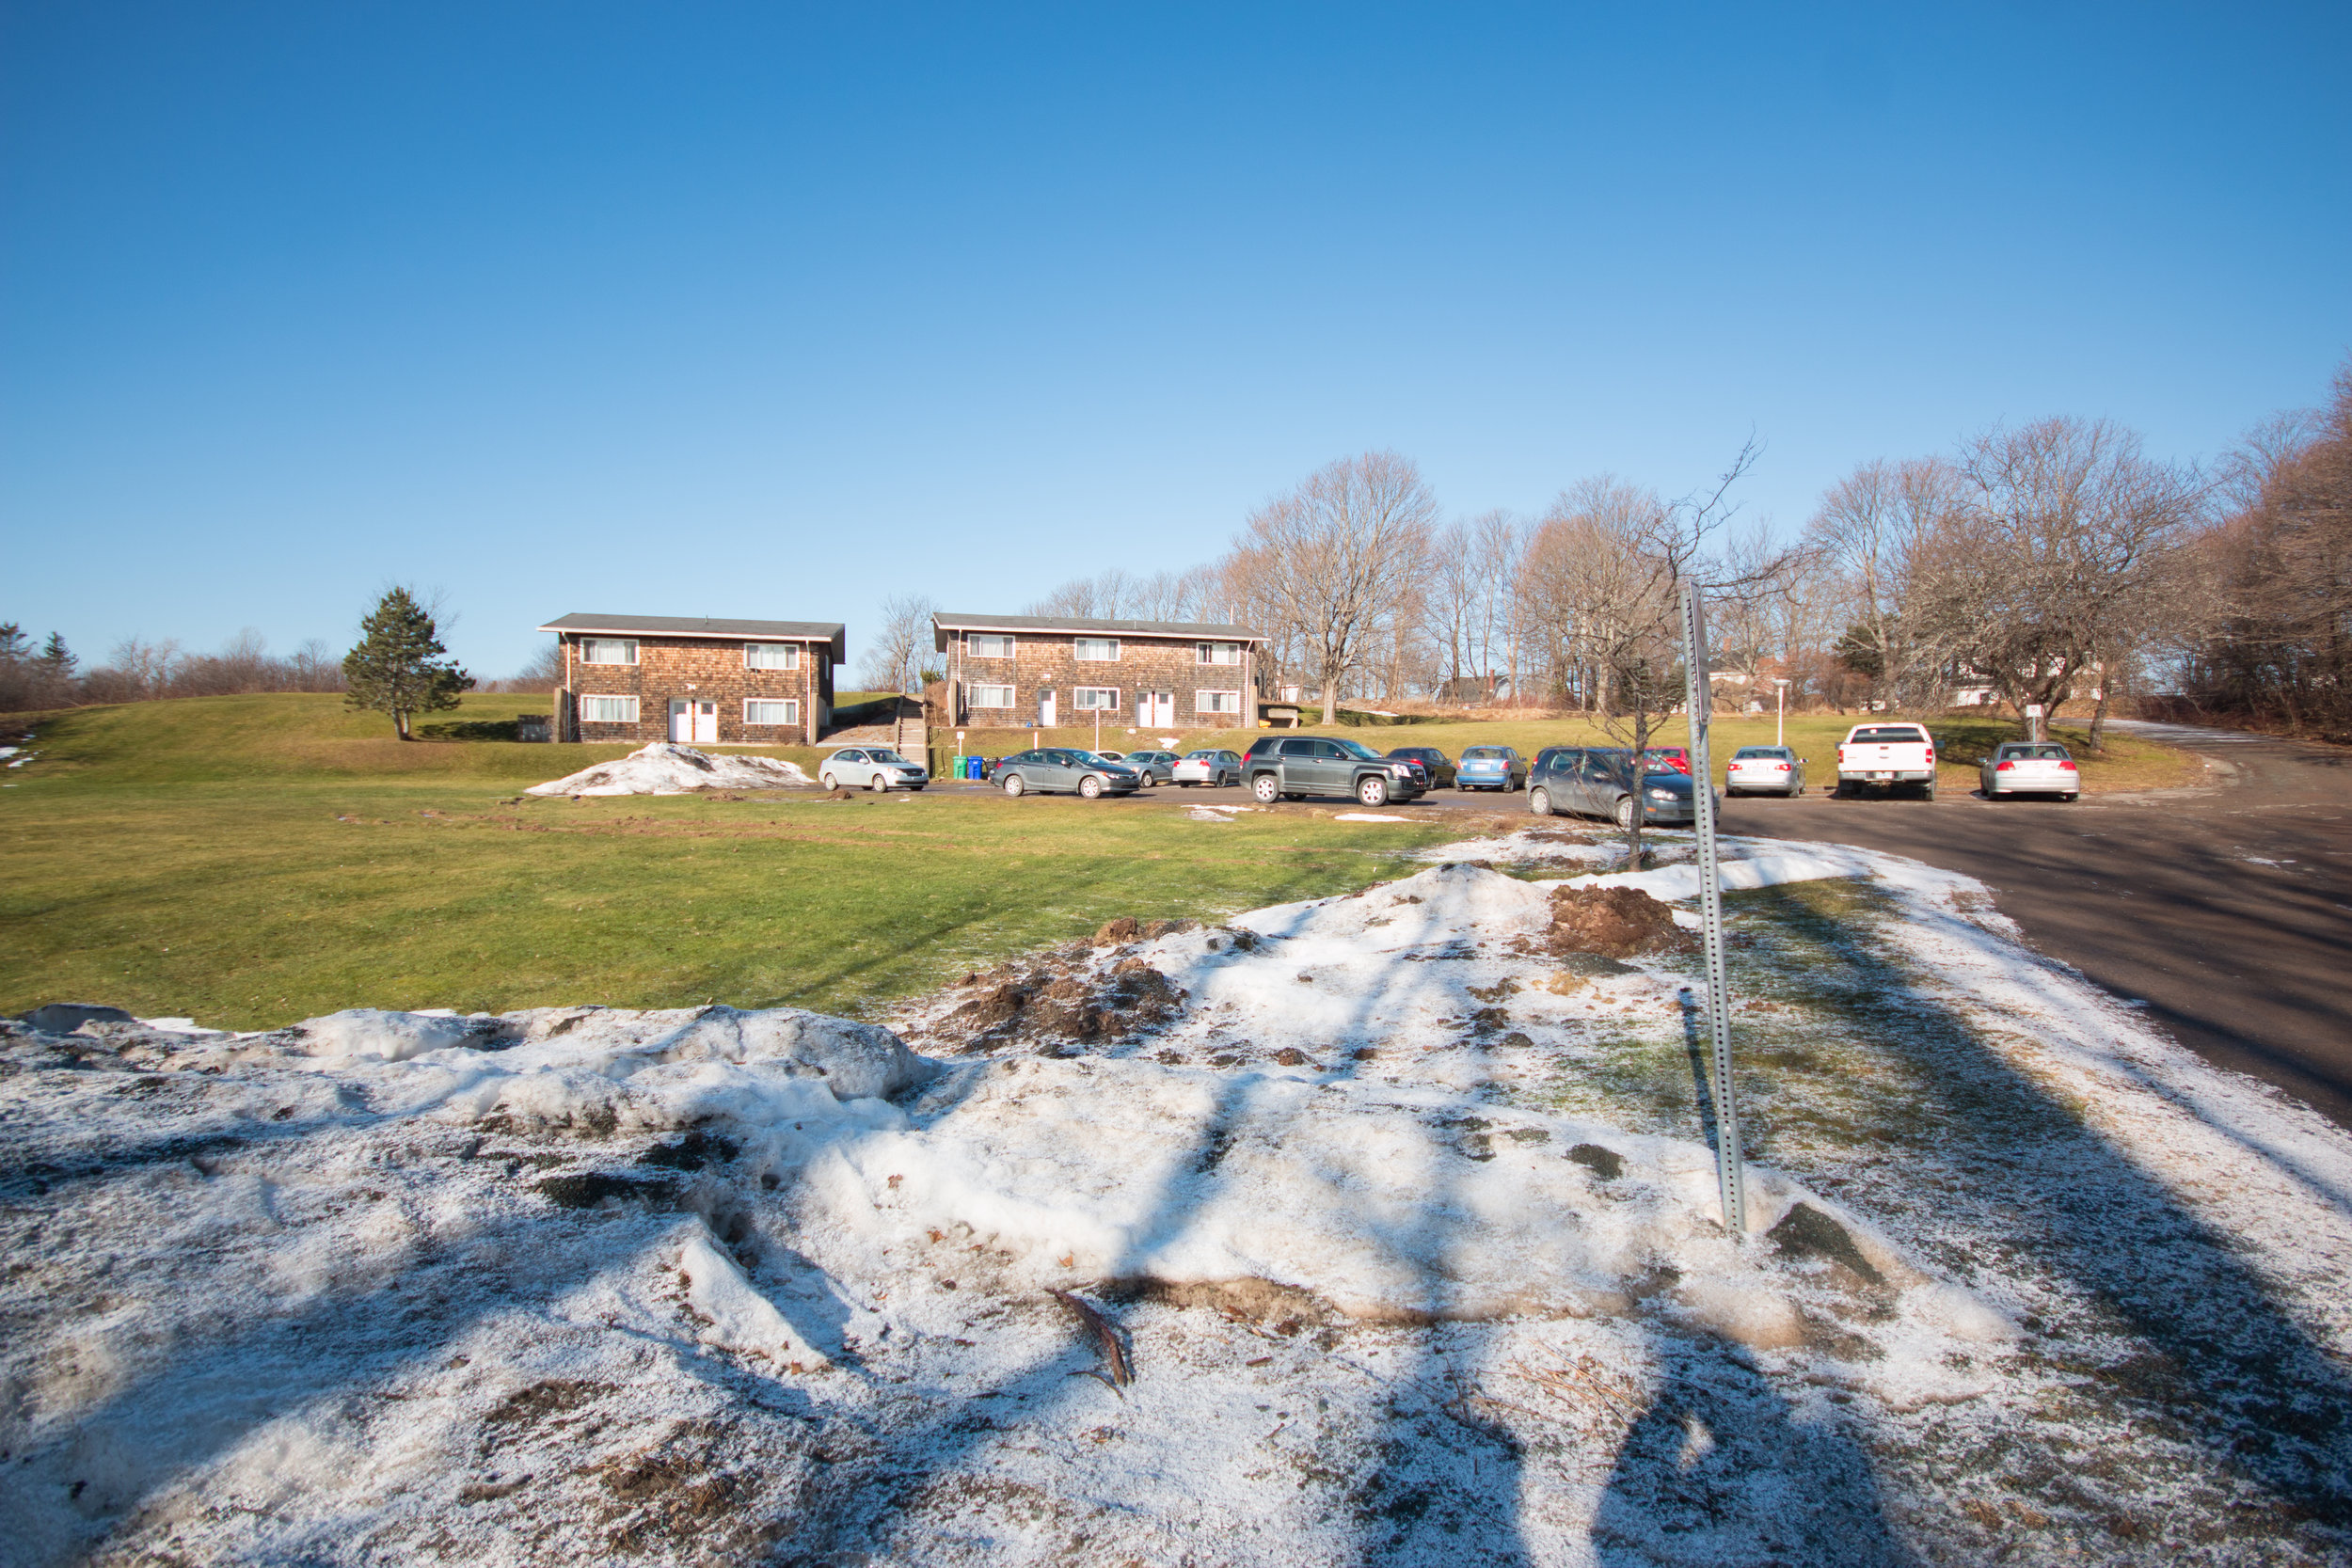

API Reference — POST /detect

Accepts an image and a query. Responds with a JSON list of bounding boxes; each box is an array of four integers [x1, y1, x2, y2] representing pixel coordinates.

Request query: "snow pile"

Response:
[[6, 832, 2351, 1562], [525, 741, 811, 796]]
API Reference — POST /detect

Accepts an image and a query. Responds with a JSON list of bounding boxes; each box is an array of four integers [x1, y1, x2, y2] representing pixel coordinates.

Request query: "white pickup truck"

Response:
[[1836, 722, 1939, 800]]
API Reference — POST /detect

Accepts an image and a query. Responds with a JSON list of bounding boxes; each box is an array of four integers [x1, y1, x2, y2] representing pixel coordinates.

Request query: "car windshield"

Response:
[[1333, 737, 1387, 761], [1851, 726, 1928, 743], [1462, 747, 1509, 760]]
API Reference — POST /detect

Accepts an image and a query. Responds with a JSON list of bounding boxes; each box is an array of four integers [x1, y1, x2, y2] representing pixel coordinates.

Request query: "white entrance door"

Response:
[[669, 699, 690, 742], [1039, 690, 1057, 727], [692, 701, 719, 743], [1141, 689, 1174, 726]]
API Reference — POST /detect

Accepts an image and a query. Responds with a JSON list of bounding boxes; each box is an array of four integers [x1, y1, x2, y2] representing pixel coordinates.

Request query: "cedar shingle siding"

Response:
[[540, 615, 844, 746], [935, 613, 1258, 730]]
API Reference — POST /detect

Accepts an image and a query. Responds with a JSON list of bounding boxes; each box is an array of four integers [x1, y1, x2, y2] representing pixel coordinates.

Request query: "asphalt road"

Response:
[[984, 722, 2351, 1129]]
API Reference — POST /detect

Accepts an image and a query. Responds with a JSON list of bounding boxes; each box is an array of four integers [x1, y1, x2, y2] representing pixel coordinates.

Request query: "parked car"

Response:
[[1241, 735, 1426, 807], [1119, 749, 1179, 786], [1386, 746, 1456, 789], [1981, 741, 2080, 800], [819, 747, 929, 792], [1835, 722, 1938, 800], [1526, 747, 1717, 828], [993, 749, 1142, 799], [1643, 745, 1692, 775], [1172, 749, 1243, 787], [1455, 745, 1527, 791], [1725, 745, 1804, 798]]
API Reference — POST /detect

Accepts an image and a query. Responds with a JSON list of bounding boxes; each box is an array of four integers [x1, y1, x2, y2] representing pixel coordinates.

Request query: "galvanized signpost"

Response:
[[1679, 580, 1749, 1239]]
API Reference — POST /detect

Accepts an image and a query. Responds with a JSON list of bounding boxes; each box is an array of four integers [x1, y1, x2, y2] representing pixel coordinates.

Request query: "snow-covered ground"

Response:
[[3, 828, 2348, 1564], [526, 741, 812, 797]]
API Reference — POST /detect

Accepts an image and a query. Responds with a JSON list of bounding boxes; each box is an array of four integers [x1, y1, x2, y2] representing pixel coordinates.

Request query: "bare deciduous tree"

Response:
[[1232, 451, 1437, 722], [856, 594, 941, 695], [1805, 458, 1960, 711]]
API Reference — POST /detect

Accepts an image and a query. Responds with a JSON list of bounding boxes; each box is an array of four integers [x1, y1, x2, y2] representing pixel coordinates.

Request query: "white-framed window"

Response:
[[743, 699, 801, 726], [579, 637, 638, 665], [1074, 687, 1120, 711], [969, 683, 1016, 708], [1073, 637, 1120, 661], [744, 641, 800, 671], [1197, 641, 1242, 665], [968, 633, 1014, 658], [1196, 689, 1242, 715], [579, 694, 641, 723]]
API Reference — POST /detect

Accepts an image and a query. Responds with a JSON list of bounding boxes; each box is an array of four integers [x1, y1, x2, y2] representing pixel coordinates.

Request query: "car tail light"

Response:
[[1773, 762, 1789, 771], [1924, 748, 1935, 763], [1995, 760, 2014, 770], [2059, 759, 2077, 770]]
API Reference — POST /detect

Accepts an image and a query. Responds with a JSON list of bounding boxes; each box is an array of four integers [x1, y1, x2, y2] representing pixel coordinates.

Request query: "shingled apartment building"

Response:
[[931, 611, 1263, 731], [540, 613, 845, 747]]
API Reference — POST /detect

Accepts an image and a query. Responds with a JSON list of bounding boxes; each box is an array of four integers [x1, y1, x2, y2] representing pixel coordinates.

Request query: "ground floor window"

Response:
[[580, 694, 640, 723], [1073, 686, 1120, 711], [969, 683, 1015, 708], [743, 699, 801, 726], [1195, 689, 1242, 715]]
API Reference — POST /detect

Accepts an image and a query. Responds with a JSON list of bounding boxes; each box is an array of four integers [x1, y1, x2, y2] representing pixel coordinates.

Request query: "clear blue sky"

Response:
[[5, 3, 2346, 678]]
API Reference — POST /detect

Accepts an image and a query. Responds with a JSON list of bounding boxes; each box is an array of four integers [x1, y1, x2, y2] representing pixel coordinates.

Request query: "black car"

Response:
[[1526, 747, 1719, 828], [1241, 735, 1426, 807], [1386, 746, 1455, 789]]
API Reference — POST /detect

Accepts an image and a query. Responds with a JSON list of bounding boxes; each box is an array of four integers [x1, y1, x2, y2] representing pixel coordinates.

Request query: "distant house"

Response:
[[538, 613, 846, 746], [932, 612, 1263, 730]]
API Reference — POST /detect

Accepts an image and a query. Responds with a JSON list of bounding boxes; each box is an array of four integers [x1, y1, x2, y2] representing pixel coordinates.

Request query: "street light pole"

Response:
[[1774, 678, 1789, 748]]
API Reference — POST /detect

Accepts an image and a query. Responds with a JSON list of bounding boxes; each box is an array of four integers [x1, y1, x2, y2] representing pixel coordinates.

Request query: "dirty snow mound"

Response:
[[525, 741, 811, 796]]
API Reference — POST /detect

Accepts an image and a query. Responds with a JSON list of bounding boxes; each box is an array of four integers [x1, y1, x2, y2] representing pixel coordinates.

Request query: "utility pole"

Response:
[[1681, 582, 1748, 1238], [1774, 677, 1789, 749]]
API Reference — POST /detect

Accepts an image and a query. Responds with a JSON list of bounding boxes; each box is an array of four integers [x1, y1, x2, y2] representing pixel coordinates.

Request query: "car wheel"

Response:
[[1613, 795, 1635, 830], [1251, 773, 1280, 804], [1787, 782, 1802, 798], [1080, 774, 1104, 800], [2065, 791, 2081, 801], [1529, 786, 1552, 816], [868, 773, 886, 792], [1003, 773, 1025, 798], [1922, 778, 1937, 801], [1356, 775, 1389, 808], [819, 772, 836, 790]]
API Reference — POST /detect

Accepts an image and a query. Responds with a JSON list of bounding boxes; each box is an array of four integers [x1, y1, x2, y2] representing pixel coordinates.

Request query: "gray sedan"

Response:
[[1725, 745, 1804, 797], [1172, 748, 1243, 786], [1527, 746, 1717, 828], [819, 747, 929, 791], [993, 749, 1143, 800], [1119, 749, 1179, 786]]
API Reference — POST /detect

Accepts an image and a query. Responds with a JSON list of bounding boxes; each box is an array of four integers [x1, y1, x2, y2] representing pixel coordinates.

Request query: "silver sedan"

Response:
[[1171, 748, 1242, 786], [1981, 741, 2080, 800], [819, 747, 929, 791], [1725, 745, 1804, 797], [1119, 749, 1180, 786]]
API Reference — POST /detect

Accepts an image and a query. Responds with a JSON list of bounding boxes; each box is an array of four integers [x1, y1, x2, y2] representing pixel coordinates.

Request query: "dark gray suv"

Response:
[[1241, 735, 1426, 808]]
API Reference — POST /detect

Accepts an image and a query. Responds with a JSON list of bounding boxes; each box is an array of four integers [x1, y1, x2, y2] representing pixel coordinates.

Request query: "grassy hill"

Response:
[[0, 694, 1469, 1029]]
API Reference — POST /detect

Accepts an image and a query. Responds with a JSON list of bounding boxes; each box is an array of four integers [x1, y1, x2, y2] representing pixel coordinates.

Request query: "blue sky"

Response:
[[4, 3, 2347, 678]]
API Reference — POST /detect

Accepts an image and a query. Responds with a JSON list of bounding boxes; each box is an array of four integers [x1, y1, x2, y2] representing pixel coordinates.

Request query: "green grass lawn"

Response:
[[0, 694, 1471, 1029], [951, 708, 2200, 796]]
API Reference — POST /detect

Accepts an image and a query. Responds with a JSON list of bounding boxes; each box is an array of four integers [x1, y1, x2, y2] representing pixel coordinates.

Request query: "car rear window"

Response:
[[1732, 747, 1786, 759], [1462, 747, 1508, 759], [1851, 726, 1929, 743]]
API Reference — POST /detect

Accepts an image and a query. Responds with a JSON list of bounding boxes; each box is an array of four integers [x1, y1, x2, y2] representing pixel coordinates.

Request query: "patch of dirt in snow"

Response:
[[5, 838, 2351, 1564], [1527, 884, 1697, 961], [524, 741, 811, 797]]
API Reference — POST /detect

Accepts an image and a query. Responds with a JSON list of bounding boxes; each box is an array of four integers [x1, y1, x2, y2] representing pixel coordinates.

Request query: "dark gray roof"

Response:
[[538, 613, 847, 659], [931, 611, 1260, 647]]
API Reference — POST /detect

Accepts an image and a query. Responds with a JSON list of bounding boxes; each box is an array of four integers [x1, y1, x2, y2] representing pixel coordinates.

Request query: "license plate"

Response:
[[1870, 771, 1892, 781]]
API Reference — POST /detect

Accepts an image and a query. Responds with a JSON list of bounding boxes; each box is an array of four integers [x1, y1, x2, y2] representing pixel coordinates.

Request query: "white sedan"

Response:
[[819, 747, 929, 791], [1725, 745, 1804, 797], [1980, 742, 2079, 800], [1171, 748, 1243, 787]]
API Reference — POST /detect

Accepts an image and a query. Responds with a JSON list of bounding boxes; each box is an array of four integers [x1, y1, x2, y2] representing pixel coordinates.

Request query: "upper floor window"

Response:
[[579, 637, 638, 665], [1073, 637, 1120, 661], [1197, 641, 1242, 665], [744, 641, 800, 671], [969, 634, 1015, 658]]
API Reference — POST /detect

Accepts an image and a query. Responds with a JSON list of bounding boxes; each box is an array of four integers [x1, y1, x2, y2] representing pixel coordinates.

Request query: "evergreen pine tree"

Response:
[[342, 588, 472, 738]]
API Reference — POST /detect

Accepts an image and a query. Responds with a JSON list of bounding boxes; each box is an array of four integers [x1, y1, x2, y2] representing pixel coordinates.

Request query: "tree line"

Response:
[[0, 626, 345, 712]]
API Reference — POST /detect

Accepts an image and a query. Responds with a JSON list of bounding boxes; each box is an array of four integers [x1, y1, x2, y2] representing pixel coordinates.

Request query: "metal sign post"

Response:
[[1680, 581, 1748, 1238]]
